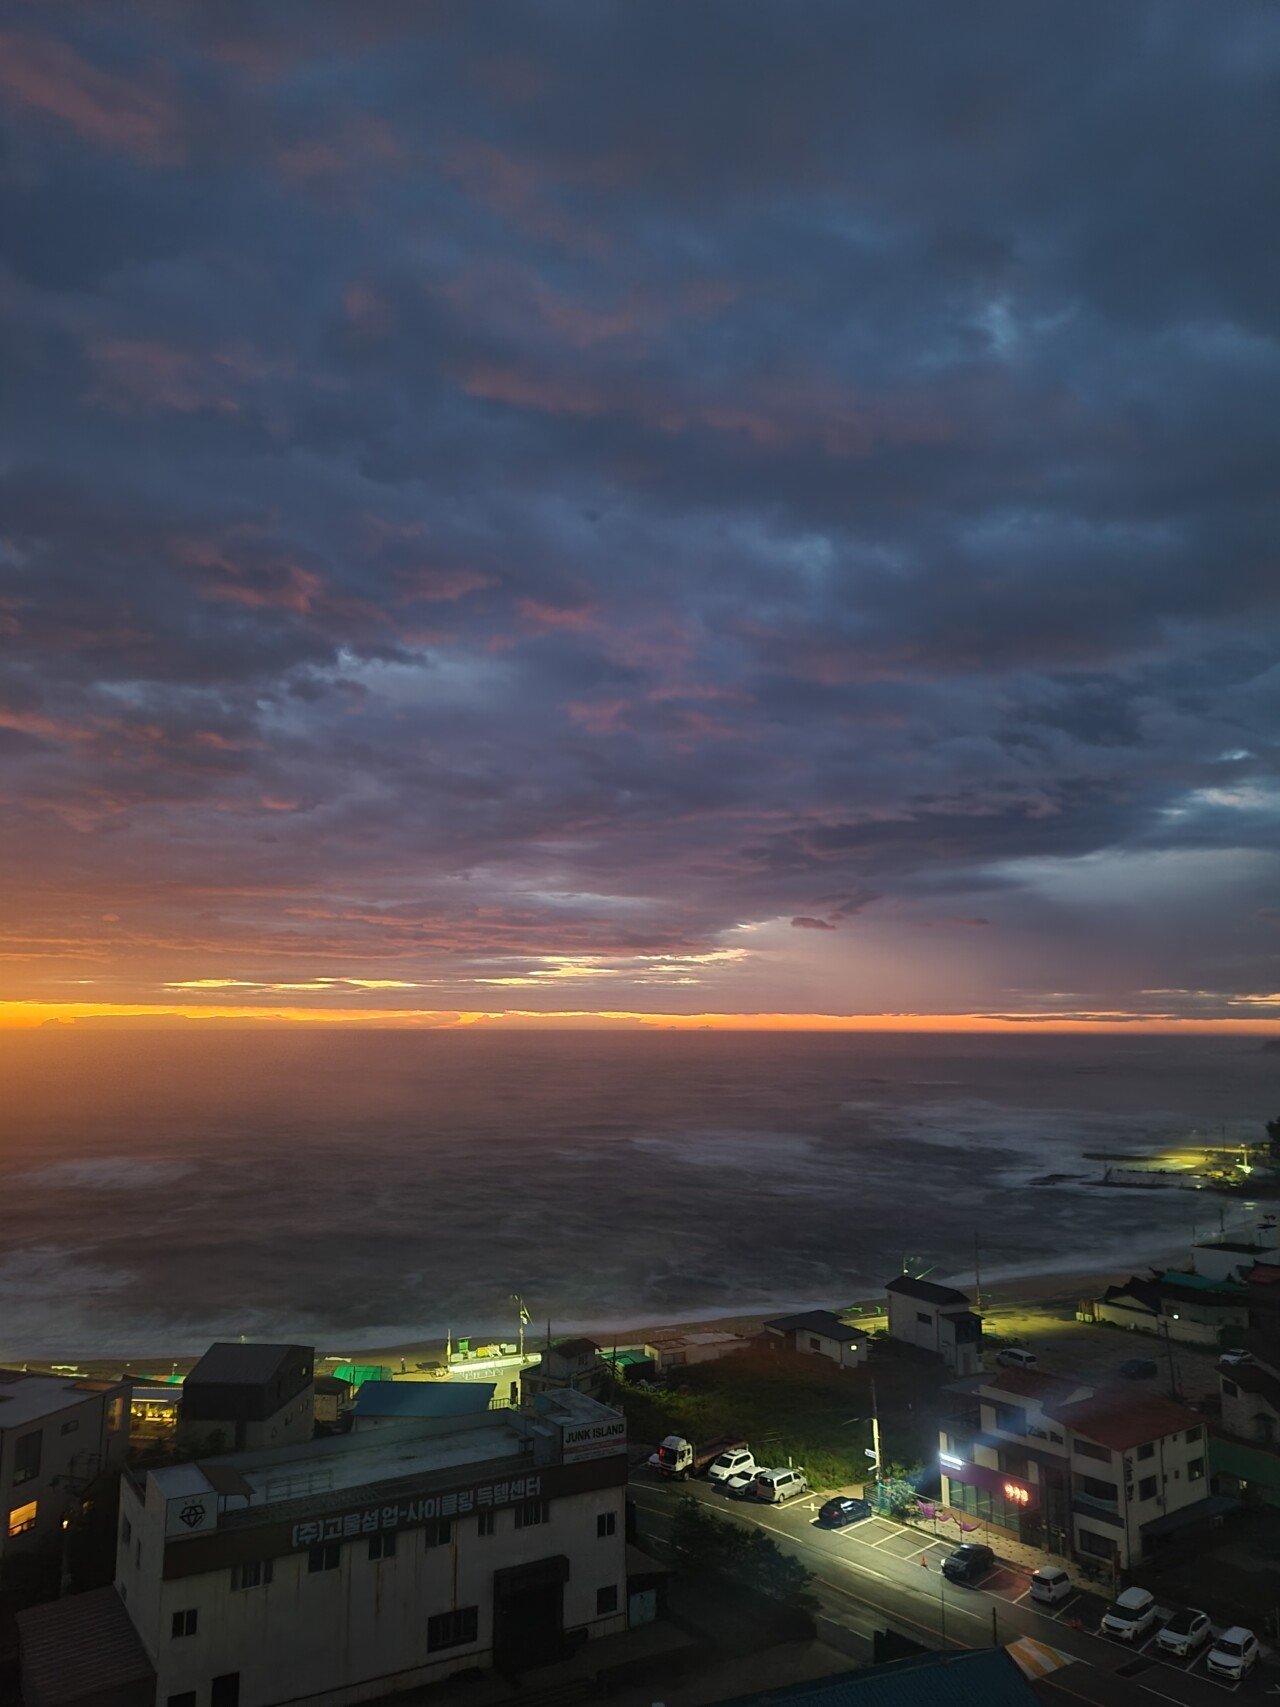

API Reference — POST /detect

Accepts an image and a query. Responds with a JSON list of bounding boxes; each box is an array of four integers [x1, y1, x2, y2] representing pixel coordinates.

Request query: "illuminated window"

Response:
[[8, 1501, 37, 1537]]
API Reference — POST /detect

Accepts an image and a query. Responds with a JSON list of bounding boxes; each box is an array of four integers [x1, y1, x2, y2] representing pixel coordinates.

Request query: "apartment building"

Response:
[[940, 1371, 1221, 1569], [0, 1369, 130, 1563], [22, 1387, 629, 1707], [177, 1343, 314, 1455], [885, 1275, 983, 1375]]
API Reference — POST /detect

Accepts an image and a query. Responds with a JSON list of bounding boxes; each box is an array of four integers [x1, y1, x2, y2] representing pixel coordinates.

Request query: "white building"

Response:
[[0, 1369, 130, 1564], [764, 1311, 867, 1370], [885, 1275, 983, 1375], [60, 1388, 629, 1707]]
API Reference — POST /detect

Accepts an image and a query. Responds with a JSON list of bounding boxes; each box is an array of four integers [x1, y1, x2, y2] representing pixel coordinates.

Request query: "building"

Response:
[[1212, 1346, 1280, 1509], [764, 1311, 868, 1370], [350, 1381, 494, 1427], [1191, 1227, 1280, 1284], [312, 1375, 352, 1433], [939, 1371, 1226, 1569], [521, 1338, 613, 1407], [0, 1369, 130, 1565], [707, 1646, 1046, 1705], [884, 1276, 982, 1375], [178, 1343, 314, 1455], [30, 1387, 630, 1707], [1092, 1270, 1249, 1346]]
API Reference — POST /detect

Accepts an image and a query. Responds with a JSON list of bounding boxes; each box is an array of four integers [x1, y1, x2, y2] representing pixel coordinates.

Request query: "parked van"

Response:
[[754, 1467, 810, 1504], [1028, 1567, 1073, 1605], [996, 1347, 1038, 1370]]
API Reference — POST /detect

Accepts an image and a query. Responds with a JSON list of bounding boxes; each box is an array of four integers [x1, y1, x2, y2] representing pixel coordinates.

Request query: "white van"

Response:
[[754, 1467, 810, 1504], [1028, 1566, 1073, 1605], [996, 1347, 1038, 1370]]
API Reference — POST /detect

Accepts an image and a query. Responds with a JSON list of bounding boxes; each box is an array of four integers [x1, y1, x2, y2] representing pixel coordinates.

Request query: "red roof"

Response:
[[980, 1368, 1086, 1402], [1047, 1390, 1204, 1451], [1246, 1263, 1280, 1287]]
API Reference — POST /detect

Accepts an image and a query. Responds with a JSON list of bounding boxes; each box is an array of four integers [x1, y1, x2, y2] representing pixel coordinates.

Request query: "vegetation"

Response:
[[619, 1342, 932, 1490], [670, 1495, 817, 1614]]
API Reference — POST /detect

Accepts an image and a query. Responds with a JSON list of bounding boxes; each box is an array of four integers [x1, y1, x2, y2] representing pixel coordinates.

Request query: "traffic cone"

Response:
[[920, 1555, 928, 1568]]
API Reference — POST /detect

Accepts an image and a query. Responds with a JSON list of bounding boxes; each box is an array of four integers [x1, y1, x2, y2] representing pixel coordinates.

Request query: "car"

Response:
[[1219, 1348, 1255, 1367], [1206, 1625, 1259, 1680], [1100, 1586, 1158, 1642], [1027, 1566, 1073, 1605], [754, 1467, 810, 1504], [815, 1496, 873, 1529], [1119, 1357, 1158, 1379], [941, 1543, 995, 1584], [707, 1447, 756, 1485], [725, 1467, 761, 1498], [996, 1347, 1038, 1369], [1156, 1607, 1211, 1658]]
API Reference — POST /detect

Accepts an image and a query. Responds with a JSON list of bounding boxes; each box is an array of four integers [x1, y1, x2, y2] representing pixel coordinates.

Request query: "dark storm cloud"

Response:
[[1, 0, 1279, 1016]]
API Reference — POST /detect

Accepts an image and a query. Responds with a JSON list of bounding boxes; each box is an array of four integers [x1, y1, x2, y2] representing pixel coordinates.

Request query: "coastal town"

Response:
[[3, 1126, 1280, 1707]]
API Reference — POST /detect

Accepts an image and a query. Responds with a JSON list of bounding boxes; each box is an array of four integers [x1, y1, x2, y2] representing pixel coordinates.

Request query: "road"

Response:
[[630, 1471, 1280, 1706]]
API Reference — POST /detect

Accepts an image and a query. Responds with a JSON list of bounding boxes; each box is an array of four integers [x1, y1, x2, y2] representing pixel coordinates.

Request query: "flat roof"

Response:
[[353, 1381, 495, 1418], [979, 1368, 1088, 1403], [148, 1410, 531, 1515], [0, 1370, 124, 1430]]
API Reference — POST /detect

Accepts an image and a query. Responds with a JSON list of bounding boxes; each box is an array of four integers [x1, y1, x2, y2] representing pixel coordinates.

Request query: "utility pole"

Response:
[[870, 1378, 883, 1490], [1162, 1319, 1180, 1401]]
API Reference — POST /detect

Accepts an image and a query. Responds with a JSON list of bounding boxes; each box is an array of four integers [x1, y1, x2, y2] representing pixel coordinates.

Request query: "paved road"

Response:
[[630, 1471, 1280, 1706]]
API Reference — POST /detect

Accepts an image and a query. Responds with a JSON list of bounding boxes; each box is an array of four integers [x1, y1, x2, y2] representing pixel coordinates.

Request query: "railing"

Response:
[[1071, 1494, 1123, 1528]]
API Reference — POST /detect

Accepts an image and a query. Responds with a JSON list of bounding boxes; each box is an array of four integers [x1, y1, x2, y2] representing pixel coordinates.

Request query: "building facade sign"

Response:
[[166, 1492, 217, 1537], [290, 1474, 542, 1548], [561, 1418, 627, 1462]]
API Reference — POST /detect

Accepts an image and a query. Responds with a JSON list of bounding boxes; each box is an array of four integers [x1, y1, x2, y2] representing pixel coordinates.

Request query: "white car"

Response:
[[725, 1467, 761, 1498], [1100, 1586, 1158, 1642], [707, 1447, 755, 1485], [1028, 1566, 1073, 1605], [1156, 1607, 1210, 1658], [1206, 1625, 1259, 1680], [754, 1467, 810, 1504], [1219, 1348, 1254, 1367]]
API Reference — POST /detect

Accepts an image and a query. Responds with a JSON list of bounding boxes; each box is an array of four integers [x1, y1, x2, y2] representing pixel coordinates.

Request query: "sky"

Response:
[[1, 1, 1279, 1032]]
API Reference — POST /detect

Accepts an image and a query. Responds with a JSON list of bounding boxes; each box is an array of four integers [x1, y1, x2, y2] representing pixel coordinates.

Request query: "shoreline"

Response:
[[3, 1263, 1147, 1381]]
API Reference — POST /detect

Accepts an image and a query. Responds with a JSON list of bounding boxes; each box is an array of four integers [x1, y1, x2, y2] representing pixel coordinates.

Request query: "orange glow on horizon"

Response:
[[0, 1000, 1276, 1035]]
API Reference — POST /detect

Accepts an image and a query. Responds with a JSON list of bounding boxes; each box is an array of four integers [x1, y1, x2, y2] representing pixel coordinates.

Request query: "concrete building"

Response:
[[0, 1369, 130, 1565], [764, 1311, 868, 1370], [884, 1275, 982, 1375], [520, 1337, 612, 1407], [178, 1343, 314, 1455], [69, 1387, 630, 1707], [312, 1375, 351, 1433], [939, 1372, 1225, 1569], [1092, 1270, 1249, 1346], [1212, 1347, 1280, 1510]]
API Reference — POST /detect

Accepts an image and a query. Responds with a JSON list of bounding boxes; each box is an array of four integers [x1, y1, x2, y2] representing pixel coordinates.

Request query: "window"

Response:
[[477, 1509, 495, 1537], [60, 1419, 79, 1436], [427, 1607, 479, 1652], [1223, 1378, 1239, 1397], [171, 1609, 198, 1638], [1077, 1475, 1118, 1505], [916, 1312, 933, 1325], [1185, 1426, 1202, 1444], [8, 1501, 37, 1537], [134, 1540, 141, 1569], [515, 1498, 549, 1529], [1077, 1527, 1115, 1561], [597, 1584, 619, 1615], [1138, 1476, 1158, 1501], [993, 1404, 1028, 1436], [1049, 1431, 1063, 1444], [1188, 1456, 1205, 1481], [13, 1432, 42, 1486], [368, 1532, 396, 1561], [211, 1676, 240, 1707], [106, 1397, 124, 1432], [121, 1515, 132, 1546], [423, 1520, 452, 1547], [230, 1560, 273, 1590], [1136, 1442, 1154, 1461], [308, 1543, 341, 1573], [167, 1695, 197, 1707], [597, 1510, 617, 1538], [808, 1337, 822, 1350], [1074, 1438, 1111, 1463]]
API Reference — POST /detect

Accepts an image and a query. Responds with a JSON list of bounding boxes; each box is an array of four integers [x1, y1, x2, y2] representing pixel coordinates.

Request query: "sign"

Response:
[[290, 1473, 542, 1549], [561, 1418, 627, 1462], [166, 1492, 216, 1537]]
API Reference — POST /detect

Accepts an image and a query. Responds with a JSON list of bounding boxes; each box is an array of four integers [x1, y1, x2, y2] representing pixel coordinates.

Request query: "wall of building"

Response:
[[887, 1293, 943, 1358], [131, 1483, 627, 1707], [1, 1386, 129, 1562], [1068, 1425, 1208, 1569], [178, 1389, 314, 1456], [790, 1331, 866, 1369]]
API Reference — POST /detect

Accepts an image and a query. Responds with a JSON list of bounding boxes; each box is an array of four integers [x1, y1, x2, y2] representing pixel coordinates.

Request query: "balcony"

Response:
[[1072, 1492, 1123, 1527]]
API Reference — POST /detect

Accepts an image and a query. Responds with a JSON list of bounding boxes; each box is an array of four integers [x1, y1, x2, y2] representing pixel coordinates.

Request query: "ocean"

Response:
[[0, 1029, 1275, 1359]]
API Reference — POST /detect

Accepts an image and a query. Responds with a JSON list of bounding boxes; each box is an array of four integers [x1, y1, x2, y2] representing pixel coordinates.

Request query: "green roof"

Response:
[[1161, 1270, 1244, 1291], [1210, 1435, 1280, 1502]]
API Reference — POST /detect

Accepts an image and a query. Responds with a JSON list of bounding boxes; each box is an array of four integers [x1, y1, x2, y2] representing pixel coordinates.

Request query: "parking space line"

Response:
[[1012, 1588, 1030, 1604], [1053, 1594, 1081, 1620]]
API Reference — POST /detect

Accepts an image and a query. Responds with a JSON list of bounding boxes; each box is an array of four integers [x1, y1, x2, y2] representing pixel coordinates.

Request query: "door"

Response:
[[211, 1674, 240, 1707]]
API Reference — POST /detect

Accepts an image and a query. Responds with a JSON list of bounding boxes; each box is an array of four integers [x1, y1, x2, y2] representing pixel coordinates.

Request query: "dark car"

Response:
[[941, 1543, 995, 1584], [1119, 1358, 1158, 1379], [816, 1496, 873, 1529]]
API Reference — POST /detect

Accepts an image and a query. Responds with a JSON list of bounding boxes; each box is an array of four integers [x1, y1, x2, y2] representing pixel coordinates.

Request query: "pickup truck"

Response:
[[648, 1434, 745, 1480]]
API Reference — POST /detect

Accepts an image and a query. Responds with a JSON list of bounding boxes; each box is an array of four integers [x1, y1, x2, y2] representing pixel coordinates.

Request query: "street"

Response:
[[630, 1471, 1280, 1706]]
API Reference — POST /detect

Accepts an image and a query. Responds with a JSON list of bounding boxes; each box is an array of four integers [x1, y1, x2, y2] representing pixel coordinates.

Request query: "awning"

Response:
[[1006, 1636, 1076, 1681]]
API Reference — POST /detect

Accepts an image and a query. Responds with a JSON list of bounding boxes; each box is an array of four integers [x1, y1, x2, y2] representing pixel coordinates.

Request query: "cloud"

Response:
[[790, 916, 835, 931]]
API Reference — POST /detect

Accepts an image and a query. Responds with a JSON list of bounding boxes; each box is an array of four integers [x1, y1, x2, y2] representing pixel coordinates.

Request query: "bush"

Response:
[[670, 1496, 818, 1614]]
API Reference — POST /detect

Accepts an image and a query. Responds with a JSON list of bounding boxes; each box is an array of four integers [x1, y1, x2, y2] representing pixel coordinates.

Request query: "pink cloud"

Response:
[[518, 598, 598, 634], [791, 916, 836, 931], [0, 30, 183, 164], [397, 567, 494, 603]]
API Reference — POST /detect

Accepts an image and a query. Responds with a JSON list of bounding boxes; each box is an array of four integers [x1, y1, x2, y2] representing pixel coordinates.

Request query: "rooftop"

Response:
[[1048, 1390, 1204, 1451], [545, 1337, 602, 1360], [1196, 1239, 1278, 1255], [17, 1586, 153, 1707], [0, 1369, 124, 1429], [979, 1368, 1089, 1403], [885, 1275, 971, 1307], [1246, 1263, 1280, 1287], [765, 1310, 866, 1343], [186, 1341, 312, 1387], [352, 1380, 495, 1419], [710, 1647, 1042, 1705], [1160, 1269, 1244, 1292]]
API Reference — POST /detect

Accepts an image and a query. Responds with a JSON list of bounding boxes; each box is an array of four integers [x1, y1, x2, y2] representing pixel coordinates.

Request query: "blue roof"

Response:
[[352, 1380, 495, 1418], [710, 1650, 1043, 1706]]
